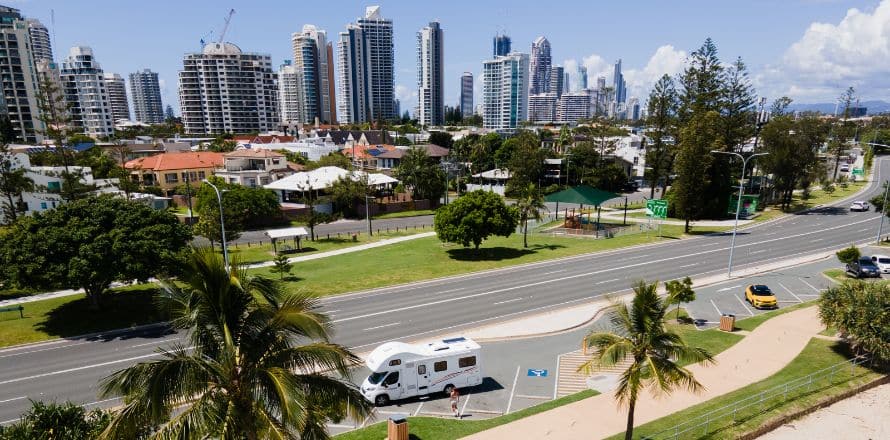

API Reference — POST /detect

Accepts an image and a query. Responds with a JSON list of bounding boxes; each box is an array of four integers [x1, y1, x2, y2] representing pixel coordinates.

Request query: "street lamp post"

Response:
[[877, 180, 890, 244], [710, 151, 769, 277], [365, 195, 374, 236], [203, 179, 229, 269]]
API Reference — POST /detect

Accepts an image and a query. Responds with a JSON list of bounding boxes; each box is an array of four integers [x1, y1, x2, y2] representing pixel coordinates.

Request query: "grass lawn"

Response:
[[666, 309, 745, 364], [0, 285, 166, 347], [222, 229, 427, 265], [733, 301, 818, 332], [823, 268, 850, 283], [373, 209, 436, 219], [249, 224, 726, 297], [608, 338, 883, 440], [779, 179, 868, 213], [335, 389, 598, 440]]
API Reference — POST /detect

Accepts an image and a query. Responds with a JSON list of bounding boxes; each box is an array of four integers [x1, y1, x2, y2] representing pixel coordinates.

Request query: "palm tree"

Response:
[[98, 247, 372, 439], [516, 183, 547, 248], [579, 281, 715, 440]]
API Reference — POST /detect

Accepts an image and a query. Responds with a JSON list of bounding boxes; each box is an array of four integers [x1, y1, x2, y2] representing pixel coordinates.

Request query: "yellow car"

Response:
[[745, 285, 778, 309]]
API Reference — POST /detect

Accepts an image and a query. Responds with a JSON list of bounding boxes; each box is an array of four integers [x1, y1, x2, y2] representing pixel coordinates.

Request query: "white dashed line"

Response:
[[362, 322, 400, 331]]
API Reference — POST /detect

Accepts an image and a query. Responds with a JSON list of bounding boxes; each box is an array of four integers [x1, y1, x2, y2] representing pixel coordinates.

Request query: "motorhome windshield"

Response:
[[368, 371, 387, 384]]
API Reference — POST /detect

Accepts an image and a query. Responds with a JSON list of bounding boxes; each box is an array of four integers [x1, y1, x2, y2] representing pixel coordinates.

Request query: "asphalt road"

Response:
[[1, 159, 888, 424]]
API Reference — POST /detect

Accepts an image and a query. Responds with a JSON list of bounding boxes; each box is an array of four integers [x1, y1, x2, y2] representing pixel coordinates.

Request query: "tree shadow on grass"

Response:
[[446, 244, 565, 261], [37, 286, 173, 341]]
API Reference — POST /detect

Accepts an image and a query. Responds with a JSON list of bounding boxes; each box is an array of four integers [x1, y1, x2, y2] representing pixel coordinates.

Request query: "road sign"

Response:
[[646, 199, 668, 219], [852, 168, 864, 176], [527, 369, 548, 377]]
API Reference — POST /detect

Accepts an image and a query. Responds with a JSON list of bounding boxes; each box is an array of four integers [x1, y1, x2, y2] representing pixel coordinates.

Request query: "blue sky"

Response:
[[12, 0, 888, 115]]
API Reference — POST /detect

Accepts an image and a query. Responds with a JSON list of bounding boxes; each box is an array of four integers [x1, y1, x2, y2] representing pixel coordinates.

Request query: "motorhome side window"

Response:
[[417, 365, 426, 375], [383, 372, 399, 385], [388, 359, 401, 366], [459, 356, 477, 367], [434, 361, 447, 372]]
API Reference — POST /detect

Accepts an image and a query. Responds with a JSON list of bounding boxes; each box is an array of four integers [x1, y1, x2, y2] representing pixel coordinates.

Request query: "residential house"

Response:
[[124, 152, 224, 194], [214, 149, 296, 188], [375, 144, 450, 170]]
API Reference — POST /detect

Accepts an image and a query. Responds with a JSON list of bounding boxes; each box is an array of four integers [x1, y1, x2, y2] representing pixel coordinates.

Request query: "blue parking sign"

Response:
[[527, 369, 548, 377]]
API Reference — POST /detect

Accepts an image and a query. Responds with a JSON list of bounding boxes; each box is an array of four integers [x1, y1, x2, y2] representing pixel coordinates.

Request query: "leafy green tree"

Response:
[[506, 131, 546, 195], [469, 133, 502, 173], [586, 163, 628, 193], [515, 183, 547, 248], [394, 136, 412, 146], [329, 175, 369, 218], [835, 245, 860, 264], [821, 178, 835, 196], [829, 87, 857, 181], [194, 177, 281, 246], [0, 195, 191, 308], [666, 276, 695, 322], [75, 147, 117, 179], [434, 190, 518, 250], [0, 146, 34, 224], [770, 96, 793, 116], [428, 131, 454, 149], [672, 111, 721, 232], [720, 57, 756, 151], [396, 147, 446, 202], [206, 135, 237, 153], [760, 115, 822, 210], [98, 248, 372, 439], [308, 152, 352, 170], [579, 281, 715, 440], [0, 401, 123, 440], [645, 75, 679, 198], [819, 280, 890, 362], [270, 253, 293, 280], [565, 141, 600, 186]]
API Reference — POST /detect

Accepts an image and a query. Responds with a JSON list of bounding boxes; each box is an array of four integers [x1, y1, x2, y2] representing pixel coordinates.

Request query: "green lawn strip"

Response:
[[221, 229, 426, 265], [819, 326, 838, 337], [732, 301, 816, 332], [335, 389, 598, 440], [665, 310, 745, 365], [780, 180, 868, 213], [0, 285, 165, 347], [249, 224, 718, 297], [606, 338, 882, 440], [822, 268, 849, 283], [373, 209, 436, 219]]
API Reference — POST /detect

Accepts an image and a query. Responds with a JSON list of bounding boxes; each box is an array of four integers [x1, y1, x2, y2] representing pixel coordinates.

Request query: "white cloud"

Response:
[[562, 45, 686, 102], [767, 0, 890, 101], [395, 84, 417, 115]]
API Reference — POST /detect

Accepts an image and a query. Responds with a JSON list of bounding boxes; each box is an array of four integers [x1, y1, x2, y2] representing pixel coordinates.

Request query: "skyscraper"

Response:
[[337, 6, 395, 124], [292, 24, 337, 124], [613, 59, 626, 104], [103, 73, 130, 122], [549, 66, 565, 98], [60, 46, 114, 137], [528, 93, 557, 123], [0, 6, 43, 142], [483, 52, 528, 130], [577, 65, 588, 91], [493, 33, 511, 57], [278, 61, 302, 125], [460, 72, 473, 118], [416, 21, 443, 126], [178, 42, 279, 134], [529, 36, 551, 95], [129, 69, 164, 124], [25, 18, 51, 62]]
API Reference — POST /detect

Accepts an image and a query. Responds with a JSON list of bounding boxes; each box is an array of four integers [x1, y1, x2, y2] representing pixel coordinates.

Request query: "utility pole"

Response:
[[365, 195, 374, 236], [877, 180, 889, 244]]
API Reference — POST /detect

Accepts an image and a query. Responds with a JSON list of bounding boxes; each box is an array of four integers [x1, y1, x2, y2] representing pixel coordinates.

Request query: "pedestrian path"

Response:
[[465, 306, 825, 440], [0, 232, 436, 307]]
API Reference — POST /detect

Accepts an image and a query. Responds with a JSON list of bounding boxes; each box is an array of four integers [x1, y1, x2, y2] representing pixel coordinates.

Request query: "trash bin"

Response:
[[719, 314, 736, 332], [387, 414, 408, 440]]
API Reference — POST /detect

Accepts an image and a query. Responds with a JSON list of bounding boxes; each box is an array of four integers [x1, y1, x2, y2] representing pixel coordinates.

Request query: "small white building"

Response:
[[263, 166, 398, 202], [0, 153, 101, 223], [214, 149, 296, 188]]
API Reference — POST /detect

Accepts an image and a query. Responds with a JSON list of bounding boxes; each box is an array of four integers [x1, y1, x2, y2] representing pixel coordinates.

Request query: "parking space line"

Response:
[[797, 293, 820, 297], [326, 423, 356, 430], [421, 411, 456, 417], [778, 282, 803, 303], [466, 408, 503, 415], [413, 401, 424, 416], [798, 278, 822, 293], [710, 299, 723, 317], [735, 296, 755, 316], [460, 392, 471, 417], [553, 354, 561, 400], [505, 365, 520, 414], [514, 394, 551, 400], [360, 413, 373, 428]]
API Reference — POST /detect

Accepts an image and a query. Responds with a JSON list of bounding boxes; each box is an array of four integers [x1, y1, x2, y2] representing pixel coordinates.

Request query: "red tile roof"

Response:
[[124, 152, 224, 171]]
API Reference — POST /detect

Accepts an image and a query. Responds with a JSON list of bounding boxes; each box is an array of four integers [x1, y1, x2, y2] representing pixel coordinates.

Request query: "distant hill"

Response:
[[788, 100, 890, 115]]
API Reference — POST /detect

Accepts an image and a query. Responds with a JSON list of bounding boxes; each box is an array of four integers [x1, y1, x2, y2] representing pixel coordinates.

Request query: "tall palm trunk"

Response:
[[624, 397, 636, 440], [523, 219, 528, 248]]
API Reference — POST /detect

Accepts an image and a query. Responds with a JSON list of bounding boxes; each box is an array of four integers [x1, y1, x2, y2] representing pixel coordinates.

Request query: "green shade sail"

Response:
[[544, 185, 620, 206]]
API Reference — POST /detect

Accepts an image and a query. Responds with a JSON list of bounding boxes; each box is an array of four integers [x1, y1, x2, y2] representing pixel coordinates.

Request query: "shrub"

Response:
[[835, 245, 861, 264]]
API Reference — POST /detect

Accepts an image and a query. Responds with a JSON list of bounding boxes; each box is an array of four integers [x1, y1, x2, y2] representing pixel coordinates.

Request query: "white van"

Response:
[[360, 337, 483, 406]]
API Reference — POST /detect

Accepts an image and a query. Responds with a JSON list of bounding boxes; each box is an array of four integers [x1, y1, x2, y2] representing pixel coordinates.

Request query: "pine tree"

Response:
[[645, 75, 678, 198], [673, 111, 722, 232]]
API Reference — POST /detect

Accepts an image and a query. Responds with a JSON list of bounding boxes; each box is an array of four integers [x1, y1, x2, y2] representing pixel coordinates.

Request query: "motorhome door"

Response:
[[380, 371, 402, 400], [415, 362, 431, 393]]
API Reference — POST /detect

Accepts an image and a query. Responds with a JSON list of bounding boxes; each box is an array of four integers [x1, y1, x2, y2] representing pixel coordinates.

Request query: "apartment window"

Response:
[[434, 361, 447, 372], [164, 173, 179, 184], [198, 171, 206, 180], [40, 202, 47, 209]]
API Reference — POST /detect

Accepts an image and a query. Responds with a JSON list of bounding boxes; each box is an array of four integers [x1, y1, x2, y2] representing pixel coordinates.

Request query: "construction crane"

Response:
[[217, 9, 235, 43]]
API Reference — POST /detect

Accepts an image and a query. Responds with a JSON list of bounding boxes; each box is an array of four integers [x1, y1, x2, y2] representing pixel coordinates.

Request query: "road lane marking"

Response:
[[131, 338, 180, 348], [749, 250, 767, 255], [0, 351, 166, 386], [493, 297, 523, 305], [812, 238, 824, 242], [736, 296, 756, 316], [799, 278, 822, 293], [0, 340, 95, 359], [710, 300, 723, 317], [83, 397, 120, 407], [362, 322, 400, 331], [1, 419, 18, 425], [778, 282, 803, 303], [595, 278, 621, 285], [0, 396, 26, 404], [542, 270, 566, 275], [717, 285, 741, 292], [505, 365, 520, 414]]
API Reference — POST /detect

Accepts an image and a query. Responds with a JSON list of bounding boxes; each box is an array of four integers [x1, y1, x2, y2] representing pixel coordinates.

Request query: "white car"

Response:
[[850, 201, 870, 212], [871, 255, 890, 273], [840, 164, 850, 173]]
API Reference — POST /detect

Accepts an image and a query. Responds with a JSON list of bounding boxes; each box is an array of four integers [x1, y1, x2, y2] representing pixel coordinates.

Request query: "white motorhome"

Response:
[[360, 337, 483, 406]]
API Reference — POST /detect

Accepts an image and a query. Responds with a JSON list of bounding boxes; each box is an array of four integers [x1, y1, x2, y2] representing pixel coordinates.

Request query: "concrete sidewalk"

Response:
[[465, 306, 825, 440], [0, 232, 435, 307]]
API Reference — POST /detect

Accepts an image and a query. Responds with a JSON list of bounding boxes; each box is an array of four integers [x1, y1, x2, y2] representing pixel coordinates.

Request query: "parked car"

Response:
[[871, 254, 890, 273], [846, 257, 881, 278], [850, 201, 870, 212], [840, 163, 850, 172], [744, 284, 778, 309]]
